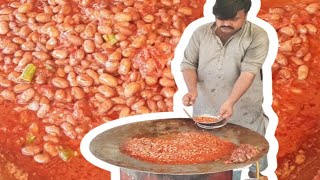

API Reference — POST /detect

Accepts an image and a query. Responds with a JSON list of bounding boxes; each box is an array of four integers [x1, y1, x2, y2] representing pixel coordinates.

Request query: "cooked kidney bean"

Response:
[[46, 37, 58, 50], [36, 13, 52, 23], [118, 58, 131, 75], [67, 72, 78, 87], [157, 99, 167, 112], [68, 34, 84, 46], [54, 89, 66, 101], [116, 26, 133, 36], [97, 99, 113, 114], [84, 24, 95, 38], [32, 52, 50, 61], [131, 35, 147, 48], [131, 99, 145, 110], [159, 78, 176, 87], [110, 96, 126, 104], [119, 106, 130, 118], [289, 87, 303, 94], [28, 100, 40, 111], [52, 77, 70, 88], [18, 3, 33, 14], [114, 12, 132, 22], [83, 40, 95, 53], [76, 74, 93, 87], [105, 61, 120, 73], [108, 51, 121, 61], [29, 122, 39, 134], [40, 87, 54, 100], [71, 86, 85, 100], [145, 76, 158, 86], [122, 47, 135, 58], [0, 7, 13, 15], [134, 105, 150, 114], [52, 49, 68, 59], [97, 85, 116, 98], [0, 78, 12, 88], [124, 82, 140, 98], [18, 88, 36, 104], [3, 42, 19, 54], [1, 89, 16, 101], [34, 153, 50, 163], [99, 73, 118, 87], [13, 83, 32, 94], [305, 24, 317, 35], [279, 26, 295, 36], [43, 134, 59, 143], [45, 125, 62, 136], [297, 65, 309, 80], [0, 21, 9, 35], [161, 87, 176, 98], [21, 145, 41, 156], [61, 122, 77, 139], [97, 24, 112, 35], [44, 142, 59, 157], [85, 69, 99, 85], [94, 93, 106, 102], [37, 104, 50, 118], [92, 52, 106, 64]]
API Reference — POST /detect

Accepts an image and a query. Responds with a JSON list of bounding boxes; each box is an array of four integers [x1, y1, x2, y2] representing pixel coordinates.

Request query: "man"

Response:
[[180, 0, 269, 179]]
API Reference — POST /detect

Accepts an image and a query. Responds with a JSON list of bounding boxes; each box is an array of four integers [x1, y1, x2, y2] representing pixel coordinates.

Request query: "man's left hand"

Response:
[[219, 100, 235, 120]]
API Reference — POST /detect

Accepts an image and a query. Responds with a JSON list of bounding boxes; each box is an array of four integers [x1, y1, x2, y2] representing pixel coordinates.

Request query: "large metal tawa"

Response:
[[90, 118, 269, 175]]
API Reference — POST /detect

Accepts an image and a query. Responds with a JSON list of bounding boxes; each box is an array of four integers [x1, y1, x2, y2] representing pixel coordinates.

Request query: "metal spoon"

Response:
[[183, 108, 193, 119]]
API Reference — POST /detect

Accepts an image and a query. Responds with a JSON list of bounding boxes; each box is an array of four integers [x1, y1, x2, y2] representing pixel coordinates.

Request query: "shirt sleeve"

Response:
[[241, 29, 269, 74], [180, 28, 201, 71]]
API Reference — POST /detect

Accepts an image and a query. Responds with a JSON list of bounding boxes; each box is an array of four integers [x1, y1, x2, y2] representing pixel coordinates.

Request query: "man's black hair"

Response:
[[212, 0, 251, 20]]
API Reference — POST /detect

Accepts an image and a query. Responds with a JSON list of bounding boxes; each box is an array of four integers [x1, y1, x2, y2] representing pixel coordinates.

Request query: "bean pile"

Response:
[[259, 1, 320, 179], [193, 116, 219, 123], [121, 131, 236, 164], [0, 0, 204, 164]]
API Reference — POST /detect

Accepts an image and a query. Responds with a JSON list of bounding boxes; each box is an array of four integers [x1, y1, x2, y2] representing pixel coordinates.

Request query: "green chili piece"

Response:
[[58, 147, 74, 161], [103, 34, 118, 45], [26, 133, 36, 144], [21, 64, 37, 82]]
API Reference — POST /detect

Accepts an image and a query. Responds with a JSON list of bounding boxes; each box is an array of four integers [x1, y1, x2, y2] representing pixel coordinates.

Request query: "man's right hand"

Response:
[[182, 91, 197, 106]]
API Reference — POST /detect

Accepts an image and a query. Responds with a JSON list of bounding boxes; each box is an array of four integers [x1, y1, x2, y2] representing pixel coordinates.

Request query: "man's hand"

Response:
[[218, 72, 256, 120], [182, 91, 197, 106], [219, 100, 235, 120]]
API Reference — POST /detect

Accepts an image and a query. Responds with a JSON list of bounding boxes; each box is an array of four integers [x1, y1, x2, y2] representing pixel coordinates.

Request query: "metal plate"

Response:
[[90, 118, 269, 175]]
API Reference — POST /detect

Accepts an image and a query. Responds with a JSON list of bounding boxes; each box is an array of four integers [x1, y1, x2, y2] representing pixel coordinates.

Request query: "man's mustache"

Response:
[[220, 26, 234, 30]]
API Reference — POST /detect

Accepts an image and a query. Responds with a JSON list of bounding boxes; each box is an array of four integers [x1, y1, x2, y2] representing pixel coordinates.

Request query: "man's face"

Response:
[[216, 10, 247, 35]]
